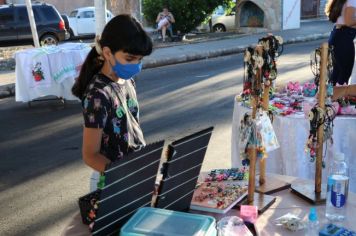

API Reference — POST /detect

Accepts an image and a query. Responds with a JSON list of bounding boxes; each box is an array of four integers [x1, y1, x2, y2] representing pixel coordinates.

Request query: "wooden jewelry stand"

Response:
[[241, 46, 276, 213], [255, 70, 291, 195], [291, 42, 329, 204]]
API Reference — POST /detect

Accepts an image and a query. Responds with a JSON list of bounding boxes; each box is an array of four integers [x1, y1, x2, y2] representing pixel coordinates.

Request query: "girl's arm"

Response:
[[344, 6, 356, 27], [156, 13, 162, 23], [82, 127, 111, 172]]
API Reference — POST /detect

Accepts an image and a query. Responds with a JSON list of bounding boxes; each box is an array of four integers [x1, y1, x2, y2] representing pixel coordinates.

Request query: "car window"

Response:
[[69, 10, 78, 17], [33, 8, 43, 22], [17, 7, 29, 22], [0, 8, 14, 24], [40, 6, 59, 21], [80, 11, 94, 18]]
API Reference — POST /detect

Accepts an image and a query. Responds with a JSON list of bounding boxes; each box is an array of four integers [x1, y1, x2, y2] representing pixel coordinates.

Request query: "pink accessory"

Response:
[[240, 205, 258, 223]]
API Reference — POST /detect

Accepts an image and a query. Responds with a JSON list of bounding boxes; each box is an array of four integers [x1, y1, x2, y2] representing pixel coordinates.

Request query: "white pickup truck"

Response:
[[68, 7, 113, 38]]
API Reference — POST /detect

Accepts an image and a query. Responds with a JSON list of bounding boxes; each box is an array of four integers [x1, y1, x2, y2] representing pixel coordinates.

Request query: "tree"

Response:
[[143, 0, 231, 33]]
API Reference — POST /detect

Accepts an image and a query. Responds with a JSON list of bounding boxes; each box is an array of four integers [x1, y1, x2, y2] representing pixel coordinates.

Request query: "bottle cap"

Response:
[[308, 207, 318, 221], [335, 152, 345, 161]]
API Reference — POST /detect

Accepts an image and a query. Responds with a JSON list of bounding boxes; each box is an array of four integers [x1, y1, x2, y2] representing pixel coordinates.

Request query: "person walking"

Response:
[[326, 0, 356, 85], [72, 15, 152, 189]]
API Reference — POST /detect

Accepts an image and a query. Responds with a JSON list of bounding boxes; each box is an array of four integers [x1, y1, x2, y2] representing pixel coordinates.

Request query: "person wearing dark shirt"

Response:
[[71, 15, 152, 188]]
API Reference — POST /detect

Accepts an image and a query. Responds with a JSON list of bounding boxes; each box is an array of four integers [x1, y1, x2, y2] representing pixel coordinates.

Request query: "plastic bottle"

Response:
[[306, 207, 319, 236], [326, 152, 349, 221]]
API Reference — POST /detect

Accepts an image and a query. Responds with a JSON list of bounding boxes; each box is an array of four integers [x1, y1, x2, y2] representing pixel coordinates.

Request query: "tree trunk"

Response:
[[95, 0, 107, 36], [110, 0, 141, 20]]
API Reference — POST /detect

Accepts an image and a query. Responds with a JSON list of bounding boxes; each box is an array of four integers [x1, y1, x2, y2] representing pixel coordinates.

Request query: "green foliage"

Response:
[[143, 0, 232, 33]]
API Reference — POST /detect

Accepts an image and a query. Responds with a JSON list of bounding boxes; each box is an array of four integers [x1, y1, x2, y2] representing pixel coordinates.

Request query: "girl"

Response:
[[326, 0, 356, 85], [72, 15, 152, 188]]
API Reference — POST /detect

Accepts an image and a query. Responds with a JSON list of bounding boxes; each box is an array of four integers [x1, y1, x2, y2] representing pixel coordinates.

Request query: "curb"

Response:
[[0, 33, 330, 99], [143, 32, 330, 69]]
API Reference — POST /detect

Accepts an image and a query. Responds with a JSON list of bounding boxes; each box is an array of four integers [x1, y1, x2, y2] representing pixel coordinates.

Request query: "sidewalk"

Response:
[[0, 20, 333, 99]]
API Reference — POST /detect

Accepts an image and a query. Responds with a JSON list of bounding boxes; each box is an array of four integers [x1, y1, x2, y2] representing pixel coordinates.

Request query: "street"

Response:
[[0, 39, 322, 235]]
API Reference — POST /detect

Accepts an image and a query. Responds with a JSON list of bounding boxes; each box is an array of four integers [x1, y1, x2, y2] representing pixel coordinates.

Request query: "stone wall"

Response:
[[236, 0, 282, 32]]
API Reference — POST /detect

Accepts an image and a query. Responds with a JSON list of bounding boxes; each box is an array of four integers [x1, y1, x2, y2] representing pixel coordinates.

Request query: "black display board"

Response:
[[79, 141, 164, 236], [155, 127, 214, 212]]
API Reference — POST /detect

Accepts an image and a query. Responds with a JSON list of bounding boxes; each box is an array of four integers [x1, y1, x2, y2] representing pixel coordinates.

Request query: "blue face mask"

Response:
[[111, 58, 142, 80]]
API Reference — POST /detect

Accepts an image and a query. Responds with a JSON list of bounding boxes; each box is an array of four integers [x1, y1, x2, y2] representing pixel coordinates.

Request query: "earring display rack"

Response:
[[155, 127, 214, 212], [79, 141, 165, 236]]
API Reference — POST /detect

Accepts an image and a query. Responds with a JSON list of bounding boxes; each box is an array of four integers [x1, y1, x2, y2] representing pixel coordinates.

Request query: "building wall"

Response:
[[320, 0, 327, 17], [237, 0, 282, 31]]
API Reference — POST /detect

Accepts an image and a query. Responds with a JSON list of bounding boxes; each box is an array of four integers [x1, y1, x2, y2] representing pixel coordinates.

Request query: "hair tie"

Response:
[[95, 35, 103, 55]]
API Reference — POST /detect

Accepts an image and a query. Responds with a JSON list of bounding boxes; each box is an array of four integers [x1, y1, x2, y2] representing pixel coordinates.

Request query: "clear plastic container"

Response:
[[306, 207, 319, 236], [120, 207, 217, 236], [326, 152, 349, 222]]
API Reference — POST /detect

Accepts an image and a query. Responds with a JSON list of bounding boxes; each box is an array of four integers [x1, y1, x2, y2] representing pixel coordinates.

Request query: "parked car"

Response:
[[68, 7, 114, 38], [0, 3, 69, 45], [197, 5, 236, 32], [61, 14, 70, 35]]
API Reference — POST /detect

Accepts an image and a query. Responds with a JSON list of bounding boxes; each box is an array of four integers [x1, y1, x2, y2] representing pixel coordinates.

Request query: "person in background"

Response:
[[72, 15, 152, 190], [156, 6, 175, 42], [326, 0, 356, 85]]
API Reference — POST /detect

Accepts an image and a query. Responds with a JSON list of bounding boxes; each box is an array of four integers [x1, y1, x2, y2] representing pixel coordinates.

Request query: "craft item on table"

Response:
[[274, 213, 306, 231], [258, 35, 283, 83], [190, 181, 248, 214], [303, 82, 317, 97], [303, 97, 317, 118], [217, 216, 253, 236], [256, 111, 280, 152], [120, 207, 217, 236], [310, 46, 334, 89], [239, 112, 266, 163], [286, 81, 302, 96], [337, 96, 356, 115], [319, 224, 356, 236], [240, 205, 258, 223], [305, 104, 336, 165], [204, 168, 248, 182]]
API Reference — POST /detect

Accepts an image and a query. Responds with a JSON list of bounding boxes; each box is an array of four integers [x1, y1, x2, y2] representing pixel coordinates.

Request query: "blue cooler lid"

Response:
[[120, 207, 216, 236]]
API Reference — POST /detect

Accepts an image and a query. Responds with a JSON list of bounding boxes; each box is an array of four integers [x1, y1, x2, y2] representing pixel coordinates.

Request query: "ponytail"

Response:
[[72, 47, 103, 100], [325, 0, 347, 23]]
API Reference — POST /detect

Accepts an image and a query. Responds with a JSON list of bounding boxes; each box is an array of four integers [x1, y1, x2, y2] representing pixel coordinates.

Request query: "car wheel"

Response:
[[213, 24, 226, 32], [40, 34, 58, 45]]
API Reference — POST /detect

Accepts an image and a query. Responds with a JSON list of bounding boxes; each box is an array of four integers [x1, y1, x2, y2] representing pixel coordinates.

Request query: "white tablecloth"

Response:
[[15, 43, 91, 102], [231, 96, 356, 192]]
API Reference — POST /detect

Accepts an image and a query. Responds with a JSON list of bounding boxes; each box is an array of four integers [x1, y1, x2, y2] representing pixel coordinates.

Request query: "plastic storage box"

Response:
[[120, 207, 217, 236]]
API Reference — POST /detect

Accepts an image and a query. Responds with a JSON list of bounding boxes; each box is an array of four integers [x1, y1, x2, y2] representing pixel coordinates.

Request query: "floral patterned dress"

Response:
[[82, 73, 144, 162]]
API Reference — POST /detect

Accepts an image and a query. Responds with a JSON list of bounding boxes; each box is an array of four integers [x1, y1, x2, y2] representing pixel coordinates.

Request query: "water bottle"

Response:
[[306, 207, 319, 236], [326, 152, 349, 221]]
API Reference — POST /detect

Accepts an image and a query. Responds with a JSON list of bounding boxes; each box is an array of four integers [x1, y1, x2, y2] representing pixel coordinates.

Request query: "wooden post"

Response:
[[315, 42, 328, 194], [247, 45, 263, 203], [259, 82, 270, 185]]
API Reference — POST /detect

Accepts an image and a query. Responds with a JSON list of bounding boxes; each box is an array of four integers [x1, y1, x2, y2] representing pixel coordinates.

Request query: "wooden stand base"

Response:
[[291, 183, 327, 204], [237, 192, 276, 214], [255, 174, 291, 194]]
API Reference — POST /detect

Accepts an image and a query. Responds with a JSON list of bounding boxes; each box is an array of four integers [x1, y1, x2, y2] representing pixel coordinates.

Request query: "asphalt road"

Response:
[[0, 39, 323, 235]]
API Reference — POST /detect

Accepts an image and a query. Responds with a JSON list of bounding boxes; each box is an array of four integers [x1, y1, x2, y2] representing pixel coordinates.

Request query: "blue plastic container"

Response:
[[120, 207, 217, 236]]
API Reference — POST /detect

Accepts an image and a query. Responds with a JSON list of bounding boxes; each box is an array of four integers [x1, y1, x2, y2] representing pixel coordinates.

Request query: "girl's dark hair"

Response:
[[325, 0, 347, 23], [72, 14, 153, 99]]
